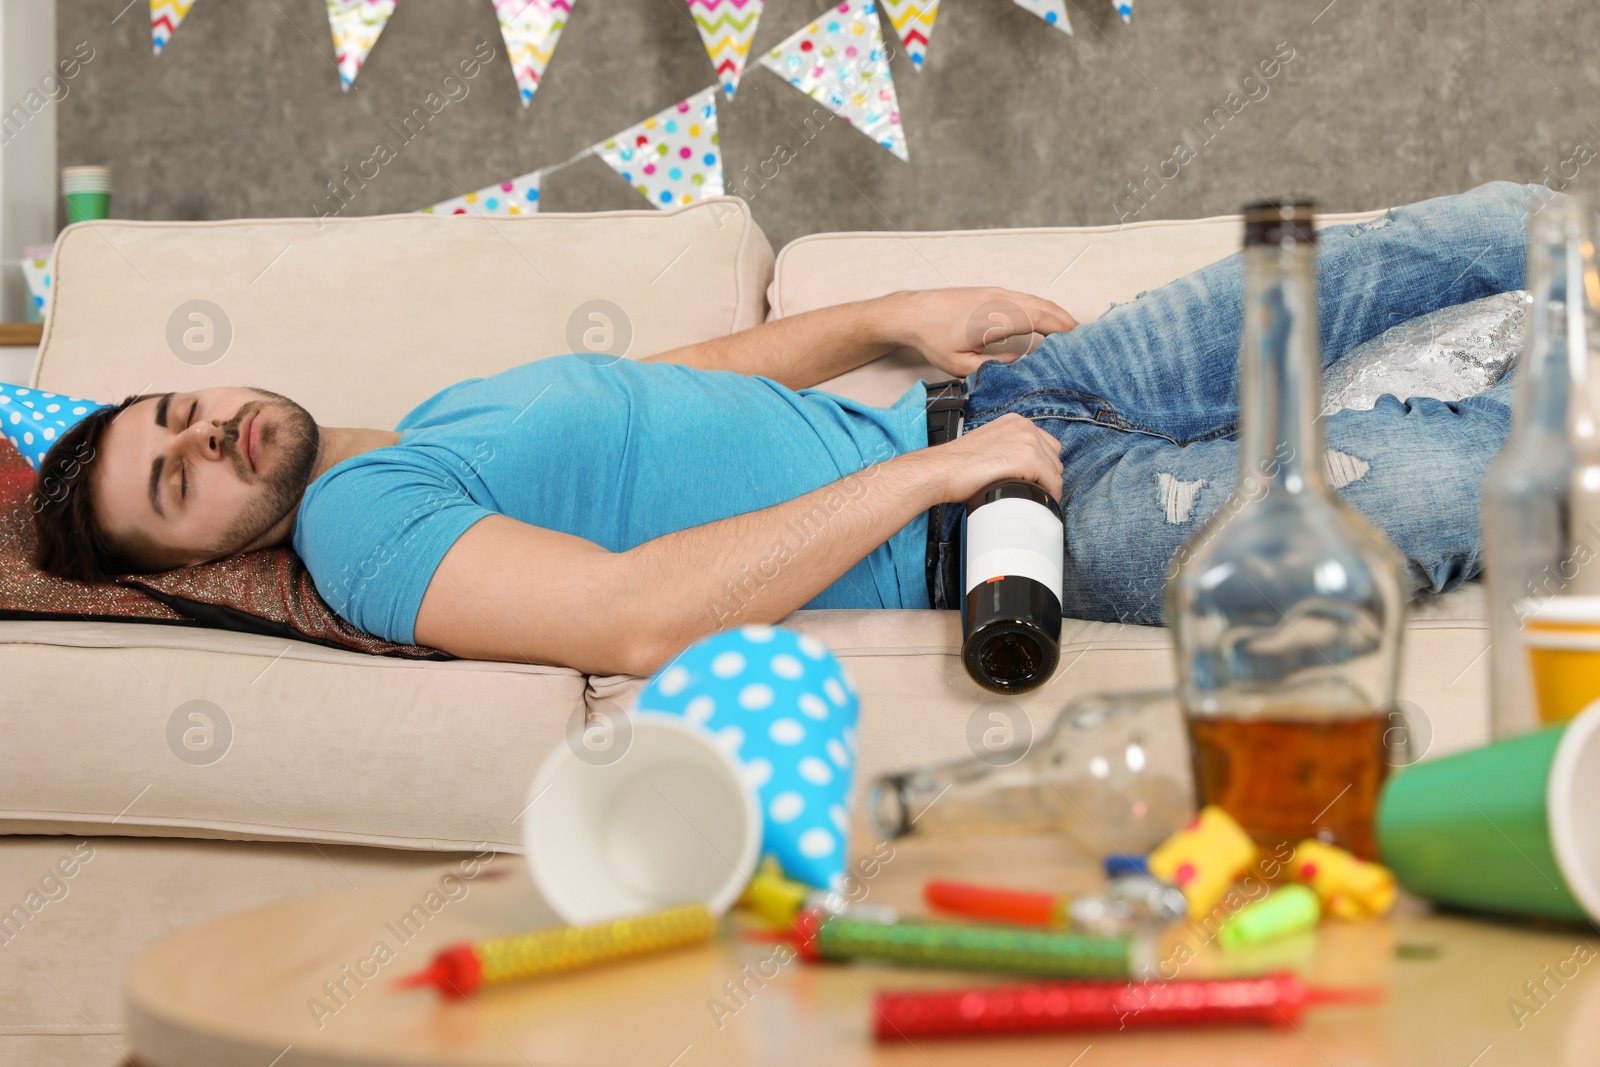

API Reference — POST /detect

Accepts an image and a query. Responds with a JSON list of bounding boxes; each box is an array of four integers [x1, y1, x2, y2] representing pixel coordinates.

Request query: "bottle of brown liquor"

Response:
[[1164, 199, 1409, 861]]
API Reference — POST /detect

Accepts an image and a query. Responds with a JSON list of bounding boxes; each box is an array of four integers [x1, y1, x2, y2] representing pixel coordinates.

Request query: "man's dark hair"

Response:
[[32, 392, 157, 584]]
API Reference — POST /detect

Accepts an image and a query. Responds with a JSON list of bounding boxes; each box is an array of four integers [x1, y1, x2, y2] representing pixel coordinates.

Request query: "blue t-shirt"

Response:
[[293, 355, 932, 645]]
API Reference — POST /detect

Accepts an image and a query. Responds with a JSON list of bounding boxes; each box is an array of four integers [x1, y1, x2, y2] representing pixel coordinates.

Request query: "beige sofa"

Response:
[[0, 198, 1492, 1066]]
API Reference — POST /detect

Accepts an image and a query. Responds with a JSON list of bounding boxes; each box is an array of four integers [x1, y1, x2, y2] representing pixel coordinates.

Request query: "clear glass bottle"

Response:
[[866, 689, 1194, 858], [1164, 199, 1408, 862], [1483, 194, 1600, 736]]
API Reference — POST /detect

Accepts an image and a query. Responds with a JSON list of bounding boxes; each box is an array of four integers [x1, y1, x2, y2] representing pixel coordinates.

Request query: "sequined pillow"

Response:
[[0, 441, 447, 659], [1321, 290, 1526, 415]]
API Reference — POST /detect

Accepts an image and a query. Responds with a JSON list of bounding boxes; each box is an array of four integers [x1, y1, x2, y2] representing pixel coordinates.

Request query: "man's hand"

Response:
[[920, 412, 1064, 506], [889, 287, 1078, 379]]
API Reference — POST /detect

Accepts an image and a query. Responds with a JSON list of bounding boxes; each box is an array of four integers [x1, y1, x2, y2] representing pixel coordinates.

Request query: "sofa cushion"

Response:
[[0, 619, 582, 849], [773, 209, 1388, 407], [33, 198, 774, 426]]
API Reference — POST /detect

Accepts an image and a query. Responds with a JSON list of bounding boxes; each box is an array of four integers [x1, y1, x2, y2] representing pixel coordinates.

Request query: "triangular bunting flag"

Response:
[[593, 87, 725, 209], [419, 171, 541, 216], [1112, 0, 1131, 22], [493, 0, 573, 106], [689, 0, 765, 99], [758, 0, 907, 161], [328, 0, 397, 90], [879, 0, 940, 71], [151, 0, 198, 55], [1010, 0, 1073, 35]]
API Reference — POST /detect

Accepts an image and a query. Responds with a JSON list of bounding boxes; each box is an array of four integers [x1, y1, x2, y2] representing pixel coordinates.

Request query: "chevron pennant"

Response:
[[150, 0, 198, 55], [689, 0, 765, 99], [493, 0, 573, 107], [1112, 0, 1131, 21], [328, 0, 397, 89], [759, 0, 906, 161], [419, 170, 541, 216], [879, 0, 939, 71], [594, 86, 724, 208], [1010, 0, 1072, 35]]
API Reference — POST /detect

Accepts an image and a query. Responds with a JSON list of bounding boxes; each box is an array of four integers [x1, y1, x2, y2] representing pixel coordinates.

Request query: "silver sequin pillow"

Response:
[[1321, 290, 1527, 415]]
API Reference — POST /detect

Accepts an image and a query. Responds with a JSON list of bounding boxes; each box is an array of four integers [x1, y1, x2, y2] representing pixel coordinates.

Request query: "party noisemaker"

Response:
[[394, 904, 716, 997], [873, 972, 1383, 1039]]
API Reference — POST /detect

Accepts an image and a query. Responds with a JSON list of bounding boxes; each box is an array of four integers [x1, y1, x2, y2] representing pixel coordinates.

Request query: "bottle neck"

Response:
[[1237, 241, 1326, 495]]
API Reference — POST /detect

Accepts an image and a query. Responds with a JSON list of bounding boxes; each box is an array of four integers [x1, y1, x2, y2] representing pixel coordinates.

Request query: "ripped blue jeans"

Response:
[[943, 179, 1543, 626]]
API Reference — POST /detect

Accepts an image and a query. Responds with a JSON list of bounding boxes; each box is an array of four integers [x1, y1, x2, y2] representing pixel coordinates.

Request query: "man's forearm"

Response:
[[622, 449, 942, 675], [640, 295, 908, 390]]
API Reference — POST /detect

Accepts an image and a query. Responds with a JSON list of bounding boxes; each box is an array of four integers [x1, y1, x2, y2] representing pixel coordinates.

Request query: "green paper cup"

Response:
[[61, 166, 111, 224], [64, 191, 110, 224], [1375, 701, 1600, 923]]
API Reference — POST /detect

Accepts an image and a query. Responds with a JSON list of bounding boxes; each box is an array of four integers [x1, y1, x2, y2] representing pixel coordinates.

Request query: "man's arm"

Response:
[[641, 289, 1078, 391], [412, 413, 1063, 676], [640, 295, 900, 391]]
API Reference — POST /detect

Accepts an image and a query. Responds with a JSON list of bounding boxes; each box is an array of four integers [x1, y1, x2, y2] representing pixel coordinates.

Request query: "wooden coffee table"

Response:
[[125, 834, 1600, 1066]]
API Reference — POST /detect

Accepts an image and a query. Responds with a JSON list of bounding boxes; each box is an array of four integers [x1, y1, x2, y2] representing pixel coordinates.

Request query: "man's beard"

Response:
[[215, 387, 321, 556]]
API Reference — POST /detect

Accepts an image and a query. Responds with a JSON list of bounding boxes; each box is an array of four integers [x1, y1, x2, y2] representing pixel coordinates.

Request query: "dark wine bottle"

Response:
[[960, 480, 1064, 693]]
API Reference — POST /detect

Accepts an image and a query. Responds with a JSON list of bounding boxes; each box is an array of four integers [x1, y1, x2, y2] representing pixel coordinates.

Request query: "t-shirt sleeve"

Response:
[[293, 454, 493, 646]]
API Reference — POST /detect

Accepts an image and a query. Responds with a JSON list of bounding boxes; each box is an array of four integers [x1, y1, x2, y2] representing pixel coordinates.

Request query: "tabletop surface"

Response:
[[124, 833, 1600, 1067]]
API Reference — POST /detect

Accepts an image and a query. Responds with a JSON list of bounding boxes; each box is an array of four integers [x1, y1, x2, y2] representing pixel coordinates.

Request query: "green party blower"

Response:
[[1376, 702, 1600, 923]]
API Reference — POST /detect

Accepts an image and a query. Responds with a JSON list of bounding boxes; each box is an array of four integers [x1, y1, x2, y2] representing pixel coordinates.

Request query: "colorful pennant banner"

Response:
[[328, 0, 397, 89], [420, 171, 541, 216], [1010, 0, 1072, 35], [1113, 0, 1131, 22], [879, 0, 939, 71], [690, 0, 766, 99], [150, 0, 198, 55], [594, 87, 725, 207], [759, 0, 907, 161], [493, 0, 573, 106]]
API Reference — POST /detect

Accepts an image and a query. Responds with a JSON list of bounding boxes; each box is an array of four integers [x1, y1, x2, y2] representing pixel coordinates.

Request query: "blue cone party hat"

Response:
[[638, 624, 861, 890], [0, 384, 107, 469]]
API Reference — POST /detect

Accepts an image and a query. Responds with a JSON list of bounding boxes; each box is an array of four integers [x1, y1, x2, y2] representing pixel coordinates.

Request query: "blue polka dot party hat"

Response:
[[0, 383, 107, 469], [638, 624, 861, 890]]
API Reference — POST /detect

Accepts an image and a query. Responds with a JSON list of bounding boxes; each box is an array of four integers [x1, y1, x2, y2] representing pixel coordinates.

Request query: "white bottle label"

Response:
[[964, 497, 1064, 596]]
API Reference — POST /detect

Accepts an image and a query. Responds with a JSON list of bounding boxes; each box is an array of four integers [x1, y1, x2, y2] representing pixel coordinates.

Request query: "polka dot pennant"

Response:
[[593, 86, 725, 209], [638, 624, 861, 890], [757, 0, 908, 162], [326, 0, 397, 91], [493, 0, 573, 107], [419, 170, 542, 217], [19, 256, 50, 323], [1009, 0, 1074, 36], [1112, 0, 1131, 22], [689, 0, 766, 100], [878, 0, 940, 72], [0, 383, 107, 470]]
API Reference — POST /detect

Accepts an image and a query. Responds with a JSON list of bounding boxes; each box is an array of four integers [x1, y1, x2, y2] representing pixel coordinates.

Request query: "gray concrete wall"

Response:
[[54, 0, 1600, 250]]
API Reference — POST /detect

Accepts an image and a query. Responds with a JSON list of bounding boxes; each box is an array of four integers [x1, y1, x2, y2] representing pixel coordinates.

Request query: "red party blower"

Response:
[[873, 971, 1382, 1040]]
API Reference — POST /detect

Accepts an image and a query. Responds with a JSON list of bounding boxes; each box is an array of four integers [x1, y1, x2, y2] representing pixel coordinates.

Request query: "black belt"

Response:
[[924, 379, 967, 610]]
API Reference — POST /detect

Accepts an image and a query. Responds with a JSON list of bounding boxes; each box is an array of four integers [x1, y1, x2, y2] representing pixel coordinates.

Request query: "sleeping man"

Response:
[[29, 180, 1536, 676]]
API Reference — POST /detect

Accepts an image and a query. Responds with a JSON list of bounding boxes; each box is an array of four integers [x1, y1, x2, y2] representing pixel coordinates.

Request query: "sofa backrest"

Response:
[[33, 198, 774, 428], [778, 209, 1389, 407]]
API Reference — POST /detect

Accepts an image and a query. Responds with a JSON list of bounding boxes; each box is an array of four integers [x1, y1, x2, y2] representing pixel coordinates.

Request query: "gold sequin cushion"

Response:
[[0, 441, 447, 659]]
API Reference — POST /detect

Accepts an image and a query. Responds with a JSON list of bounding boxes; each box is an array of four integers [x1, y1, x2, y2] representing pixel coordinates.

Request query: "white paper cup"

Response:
[[521, 711, 761, 926]]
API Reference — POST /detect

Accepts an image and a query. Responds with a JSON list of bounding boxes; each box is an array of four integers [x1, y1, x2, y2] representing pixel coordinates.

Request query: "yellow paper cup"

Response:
[[1520, 597, 1600, 724]]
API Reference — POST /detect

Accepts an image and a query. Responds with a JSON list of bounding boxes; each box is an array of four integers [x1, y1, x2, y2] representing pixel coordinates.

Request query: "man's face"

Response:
[[93, 386, 320, 570]]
